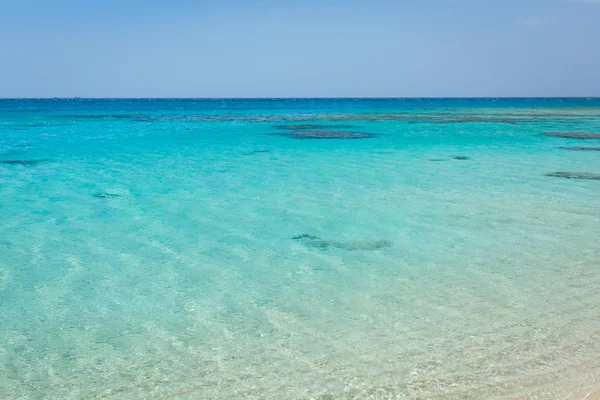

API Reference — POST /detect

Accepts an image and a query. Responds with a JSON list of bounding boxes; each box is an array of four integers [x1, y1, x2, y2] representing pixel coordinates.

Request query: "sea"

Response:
[[1, 98, 599, 399]]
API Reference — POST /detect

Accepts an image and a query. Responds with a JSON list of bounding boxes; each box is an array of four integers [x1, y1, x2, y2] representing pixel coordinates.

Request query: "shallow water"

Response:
[[1, 98, 600, 399]]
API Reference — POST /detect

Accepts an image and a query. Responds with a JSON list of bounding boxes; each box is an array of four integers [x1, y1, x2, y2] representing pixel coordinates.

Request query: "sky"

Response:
[[0, 0, 599, 98]]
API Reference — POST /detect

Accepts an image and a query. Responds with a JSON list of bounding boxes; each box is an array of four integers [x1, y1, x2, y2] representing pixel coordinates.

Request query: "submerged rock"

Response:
[[543, 132, 600, 139], [81, 110, 598, 125], [0, 159, 49, 165], [330, 240, 392, 250], [292, 234, 321, 240], [545, 172, 600, 180], [428, 156, 470, 161], [93, 192, 123, 199], [293, 234, 391, 250], [275, 130, 375, 139], [559, 147, 600, 151]]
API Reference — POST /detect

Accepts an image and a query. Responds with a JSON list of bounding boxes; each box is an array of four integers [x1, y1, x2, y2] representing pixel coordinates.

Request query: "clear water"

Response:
[[1, 98, 599, 399]]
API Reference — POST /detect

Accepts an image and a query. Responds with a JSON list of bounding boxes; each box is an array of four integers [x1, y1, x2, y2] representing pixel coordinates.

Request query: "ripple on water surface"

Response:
[[0, 99, 600, 399]]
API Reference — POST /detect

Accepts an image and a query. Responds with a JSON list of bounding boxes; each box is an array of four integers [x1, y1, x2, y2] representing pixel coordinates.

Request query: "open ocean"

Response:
[[1, 98, 599, 399]]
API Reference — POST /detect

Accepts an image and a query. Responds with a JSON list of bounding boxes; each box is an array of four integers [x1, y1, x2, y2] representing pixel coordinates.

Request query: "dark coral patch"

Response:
[[292, 234, 321, 240], [545, 172, 600, 180], [0, 159, 49, 165], [93, 192, 123, 199], [559, 147, 600, 151], [292, 235, 392, 250], [543, 132, 600, 139], [275, 130, 375, 139], [308, 239, 392, 251]]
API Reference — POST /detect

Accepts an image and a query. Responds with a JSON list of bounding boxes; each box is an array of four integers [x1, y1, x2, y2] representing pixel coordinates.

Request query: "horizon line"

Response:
[[1, 96, 600, 100]]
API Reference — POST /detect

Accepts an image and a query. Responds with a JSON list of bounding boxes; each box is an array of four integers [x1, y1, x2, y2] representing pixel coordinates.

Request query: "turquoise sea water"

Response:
[[1, 98, 600, 399]]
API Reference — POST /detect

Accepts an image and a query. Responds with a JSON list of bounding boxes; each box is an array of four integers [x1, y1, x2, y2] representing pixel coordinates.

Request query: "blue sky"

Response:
[[1, 0, 599, 97]]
